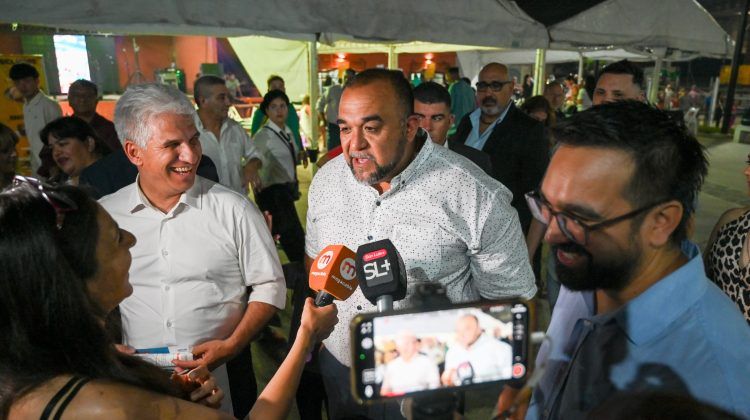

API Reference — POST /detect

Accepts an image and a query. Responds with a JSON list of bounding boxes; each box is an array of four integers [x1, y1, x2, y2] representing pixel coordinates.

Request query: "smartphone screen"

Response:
[[350, 301, 528, 402]]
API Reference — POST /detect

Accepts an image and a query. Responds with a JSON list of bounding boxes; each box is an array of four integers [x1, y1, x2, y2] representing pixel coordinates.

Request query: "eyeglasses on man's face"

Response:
[[525, 190, 667, 246], [476, 81, 512, 92]]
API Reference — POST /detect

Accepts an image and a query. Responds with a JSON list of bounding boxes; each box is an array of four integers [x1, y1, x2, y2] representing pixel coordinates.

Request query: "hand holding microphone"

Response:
[[299, 297, 338, 352]]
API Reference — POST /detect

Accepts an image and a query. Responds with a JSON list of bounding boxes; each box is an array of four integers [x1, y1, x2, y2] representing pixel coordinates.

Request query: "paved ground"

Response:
[[251, 132, 750, 419], [693, 134, 750, 248]]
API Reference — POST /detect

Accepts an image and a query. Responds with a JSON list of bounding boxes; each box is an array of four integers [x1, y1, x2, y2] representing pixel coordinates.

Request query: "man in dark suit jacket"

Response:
[[450, 63, 549, 236], [80, 149, 220, 199], [413, 81, 492, 174]]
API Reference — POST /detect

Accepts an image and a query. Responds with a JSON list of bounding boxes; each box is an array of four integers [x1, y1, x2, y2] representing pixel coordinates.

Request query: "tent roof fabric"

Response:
[[549, 0, 732, 57], [1, 0, 549, 49]]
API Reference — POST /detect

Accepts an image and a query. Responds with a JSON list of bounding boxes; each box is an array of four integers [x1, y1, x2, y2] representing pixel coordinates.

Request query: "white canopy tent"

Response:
[[547, 0, 732, 100], [549, 0, 733, 58], [2, 0, 550, 144], [229, 37, 508, 102], [3, 0, 735, 119], [2, 0, 548, 48], [457, 48, 654, 82]]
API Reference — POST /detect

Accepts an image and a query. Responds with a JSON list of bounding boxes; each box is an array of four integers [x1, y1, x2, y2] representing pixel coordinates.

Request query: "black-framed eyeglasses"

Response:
[[476, 81, 512, 92], [525, 190, 668, 246], [7, 175, 77, 229]]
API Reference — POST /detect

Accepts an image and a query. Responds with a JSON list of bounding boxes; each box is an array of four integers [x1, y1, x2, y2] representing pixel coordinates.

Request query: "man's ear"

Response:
[[645, 200, 684, 247], [405, 114, 420, 142], [449, 114, 456, 127], [123, 140, 144, 167]]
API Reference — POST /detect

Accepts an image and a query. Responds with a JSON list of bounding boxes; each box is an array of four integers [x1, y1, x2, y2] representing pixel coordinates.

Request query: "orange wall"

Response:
[[399, 52, 457, 76], [319, 52, 457, 78], [0, 35, 22, 54], [174, 36, 218, 94], [59, 100, 117, 121], [115, 36, 174, 88], [115, 35, 217, 93]]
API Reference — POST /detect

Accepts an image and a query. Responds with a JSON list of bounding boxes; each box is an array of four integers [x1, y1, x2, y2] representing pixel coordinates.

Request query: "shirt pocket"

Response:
[[389, 223, 444, 282]]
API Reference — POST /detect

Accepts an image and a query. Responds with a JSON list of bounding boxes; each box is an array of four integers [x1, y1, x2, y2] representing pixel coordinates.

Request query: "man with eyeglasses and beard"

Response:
[[451, 62, 549, 240], [497, 101, 750, 419]]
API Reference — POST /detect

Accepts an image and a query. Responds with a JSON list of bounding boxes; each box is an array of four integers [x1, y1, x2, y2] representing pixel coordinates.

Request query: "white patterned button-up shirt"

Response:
[[306, 138, 536, 366]]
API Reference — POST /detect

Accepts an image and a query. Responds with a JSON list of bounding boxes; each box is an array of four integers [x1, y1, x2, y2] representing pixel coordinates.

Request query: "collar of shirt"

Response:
[[465, 101, 513, 151], [25, 90, 46, 107], [129, 175, 202, 215], [581, 241, 705, 346], [265, 119, 291, 138], [194, 114, 230, 137]]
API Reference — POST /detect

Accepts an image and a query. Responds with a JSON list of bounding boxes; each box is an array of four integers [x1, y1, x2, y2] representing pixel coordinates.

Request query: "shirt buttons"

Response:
[[162, 249, 169, 256], [164, 285, 170, 291], [166, 320, 173, 328], [375, 201, 381, 206], [367, 235, 373, 240]]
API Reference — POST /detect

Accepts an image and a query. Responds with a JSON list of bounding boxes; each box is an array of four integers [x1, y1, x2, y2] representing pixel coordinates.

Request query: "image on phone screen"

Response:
[[351, 302, 528, 401]]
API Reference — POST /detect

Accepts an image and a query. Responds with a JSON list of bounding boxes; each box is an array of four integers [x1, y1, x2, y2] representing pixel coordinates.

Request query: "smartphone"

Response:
[[350, 300, 529, 402]]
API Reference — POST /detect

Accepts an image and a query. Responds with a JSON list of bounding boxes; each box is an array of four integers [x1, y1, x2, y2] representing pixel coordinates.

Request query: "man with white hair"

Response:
[[100, 83, 286, 418]]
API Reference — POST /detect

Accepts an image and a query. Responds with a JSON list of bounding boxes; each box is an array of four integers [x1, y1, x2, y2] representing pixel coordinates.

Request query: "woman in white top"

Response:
[[251, 90, 306, 264]]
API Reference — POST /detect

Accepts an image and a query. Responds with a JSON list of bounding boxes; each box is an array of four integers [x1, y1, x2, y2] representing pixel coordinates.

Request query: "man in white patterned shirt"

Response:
[[305, 69, 535, 419], [100, 83, 286, 419]]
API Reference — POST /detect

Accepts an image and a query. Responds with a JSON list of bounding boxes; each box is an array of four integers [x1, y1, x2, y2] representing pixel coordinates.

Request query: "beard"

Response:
[[552, 239, 641, 292], [480, 97, 503, 116], [348, 136, 406, 185]]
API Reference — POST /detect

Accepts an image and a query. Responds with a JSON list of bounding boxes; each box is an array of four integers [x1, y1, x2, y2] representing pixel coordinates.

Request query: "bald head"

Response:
[[480, 63, 509, 79], [476, 63, 513, 118], [395, 330, 419, 360]]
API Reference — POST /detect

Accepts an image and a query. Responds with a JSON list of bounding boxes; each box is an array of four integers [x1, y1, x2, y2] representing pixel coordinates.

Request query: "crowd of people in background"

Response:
[[2, 56, 750, 420]]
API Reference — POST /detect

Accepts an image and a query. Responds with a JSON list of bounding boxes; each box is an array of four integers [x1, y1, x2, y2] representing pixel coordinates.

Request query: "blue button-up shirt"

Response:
[[527, 241, 750, 419], [464, 102, 512, 151]]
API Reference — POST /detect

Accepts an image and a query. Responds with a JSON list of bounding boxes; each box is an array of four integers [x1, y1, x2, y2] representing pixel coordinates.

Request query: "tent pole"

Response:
[[723, 0, 750, 134], [388, 45, 398, 69], [648, 56, 663, 104], [533, 48, 546, 96], [309, 38, 320, 152], [577, 52, 584, 83], [709, 76, 720, 126]]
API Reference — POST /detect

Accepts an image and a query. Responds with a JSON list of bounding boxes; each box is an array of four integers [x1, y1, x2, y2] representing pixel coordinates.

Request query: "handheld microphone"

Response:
[[456, 361, 475, 385], [309, 245, 359, 306], [355, 239, 407, 312]]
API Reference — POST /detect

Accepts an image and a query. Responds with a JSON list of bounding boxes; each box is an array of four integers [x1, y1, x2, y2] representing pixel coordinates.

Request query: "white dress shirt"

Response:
[[23, 91, 61, 174], [381, 354, 440, 394], [99, 176, 286, 349], [194, 116, 259, 194], [306, 138, 536, 366], [252, 120, 299, 187]]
